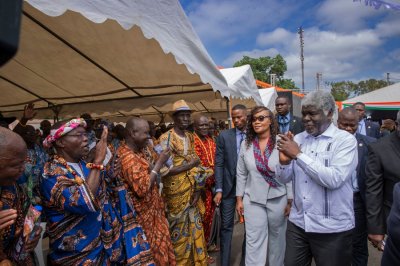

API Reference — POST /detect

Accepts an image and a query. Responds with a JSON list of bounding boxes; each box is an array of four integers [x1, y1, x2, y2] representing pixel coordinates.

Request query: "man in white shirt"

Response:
[[276, 90, 358, 266]]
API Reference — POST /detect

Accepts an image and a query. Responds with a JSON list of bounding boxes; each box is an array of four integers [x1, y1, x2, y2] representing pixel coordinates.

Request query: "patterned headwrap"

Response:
[[43, 118, 87, 148]]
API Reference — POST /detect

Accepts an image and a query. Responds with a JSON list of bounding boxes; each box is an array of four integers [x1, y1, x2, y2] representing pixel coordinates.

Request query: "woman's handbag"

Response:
[[207, 206, 221, 248]]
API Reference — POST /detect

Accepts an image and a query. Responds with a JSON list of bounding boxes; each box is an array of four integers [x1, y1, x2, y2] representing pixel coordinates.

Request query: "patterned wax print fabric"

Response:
[[39, 156, 154, 265], [0, 185, 35, 265], [17, 144, 48, 206], [193, 134, 216, 245], [110, 139, 124, 154], [102, 144, 154, 265], [159, 129, 213, 265], [118, 144, 176, 266]]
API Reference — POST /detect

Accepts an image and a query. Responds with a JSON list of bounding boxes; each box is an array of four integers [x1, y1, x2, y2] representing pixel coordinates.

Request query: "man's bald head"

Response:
[[193, 115, 209, 127], [338, 107, 358, 120], [193, 115, 209, 138], [126, 117, 148, 132], [125, 117, 150, 151], [337, 107, 359, 135], [0, 127, 27, 186]]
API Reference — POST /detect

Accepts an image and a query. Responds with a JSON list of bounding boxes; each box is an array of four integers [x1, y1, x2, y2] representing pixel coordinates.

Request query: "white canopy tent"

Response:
[[342, 82, 400, 110], [220, 65, 262, 106], [258, 87, 278, 112], [83, 65, 262, 123], [0, 0, 262, 121]]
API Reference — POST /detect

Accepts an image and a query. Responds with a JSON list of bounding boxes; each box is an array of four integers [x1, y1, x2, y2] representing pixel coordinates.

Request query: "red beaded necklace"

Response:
[[194, 133, 215, 167], [53, 155, 85, 185]]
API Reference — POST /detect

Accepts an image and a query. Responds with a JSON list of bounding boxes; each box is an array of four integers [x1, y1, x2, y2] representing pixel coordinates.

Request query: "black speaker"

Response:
[[0, 0, 23, 67]]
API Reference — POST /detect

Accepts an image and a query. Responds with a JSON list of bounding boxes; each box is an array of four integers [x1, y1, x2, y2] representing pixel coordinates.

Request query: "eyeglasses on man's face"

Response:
[[65, 132, 88, 138], [252, 115, 270, 122]]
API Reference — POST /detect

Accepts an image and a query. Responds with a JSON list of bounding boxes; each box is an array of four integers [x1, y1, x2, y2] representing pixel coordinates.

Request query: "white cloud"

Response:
[[304, 28, 381, 59], [389, 49, 400, 61], [244, 26, 383, 89], [186, 0, 297, 45], [375, 14, 400, 38], [256, 28, 293, 47], [184, 0, 400, 90], [222, 48, 279, 66], [317, 0, 384, 32]]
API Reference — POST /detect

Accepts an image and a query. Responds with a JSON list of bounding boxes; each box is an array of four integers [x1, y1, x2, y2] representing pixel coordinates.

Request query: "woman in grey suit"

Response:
[[236, 106, 293, 266]]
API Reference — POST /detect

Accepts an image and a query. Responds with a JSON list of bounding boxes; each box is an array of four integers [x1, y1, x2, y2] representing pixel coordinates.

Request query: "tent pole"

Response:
[[51, 105, 61, 123], [225, 97, 232, 129]]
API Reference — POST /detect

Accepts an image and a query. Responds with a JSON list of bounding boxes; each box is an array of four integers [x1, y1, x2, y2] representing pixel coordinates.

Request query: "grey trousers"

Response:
[[243, 194, 287, 266]]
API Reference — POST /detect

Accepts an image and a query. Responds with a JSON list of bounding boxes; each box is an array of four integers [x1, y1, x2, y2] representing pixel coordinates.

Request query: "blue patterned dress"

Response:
[[39, 157, 154, 265]]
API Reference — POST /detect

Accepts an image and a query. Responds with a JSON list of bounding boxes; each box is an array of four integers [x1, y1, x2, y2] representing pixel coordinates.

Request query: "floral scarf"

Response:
[[252, 137, 279, 188]]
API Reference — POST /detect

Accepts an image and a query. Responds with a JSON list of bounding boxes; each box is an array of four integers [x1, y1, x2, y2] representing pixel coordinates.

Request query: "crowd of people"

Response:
[[0, 92, 399, 266]]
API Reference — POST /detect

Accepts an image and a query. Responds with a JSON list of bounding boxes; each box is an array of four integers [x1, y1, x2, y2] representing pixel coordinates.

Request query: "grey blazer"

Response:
[[236, 140, 293, 204]]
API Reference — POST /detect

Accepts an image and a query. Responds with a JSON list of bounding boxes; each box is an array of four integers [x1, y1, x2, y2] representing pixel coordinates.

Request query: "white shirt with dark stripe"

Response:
[[276, 123, 358, 233]]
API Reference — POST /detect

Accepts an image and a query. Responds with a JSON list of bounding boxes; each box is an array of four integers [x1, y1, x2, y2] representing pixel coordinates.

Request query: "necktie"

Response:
[[358, 122, 362, 134], [240, 132, 245, 145], [279, 116, 289, 133], [238, 132, 245, 154]]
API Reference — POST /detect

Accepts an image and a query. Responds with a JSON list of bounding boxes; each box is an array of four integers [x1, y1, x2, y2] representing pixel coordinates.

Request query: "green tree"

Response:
[[328, 81, 356, 101], [328, 79, 389, 101], [233, 55, 298, 90], [276, 79, 297, 90], [357, 79, 389, 95]]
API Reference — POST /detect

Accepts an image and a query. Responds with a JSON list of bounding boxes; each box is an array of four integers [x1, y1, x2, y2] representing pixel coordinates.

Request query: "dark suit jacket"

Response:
[[276, 114, 304, 135], [289, 115, 304, 135], [365, 133, 400, 234], [382, 183, 400, 266], [215, 128, 239, 198], [365, 120, 381, 139], [355, 133, 376, 203]]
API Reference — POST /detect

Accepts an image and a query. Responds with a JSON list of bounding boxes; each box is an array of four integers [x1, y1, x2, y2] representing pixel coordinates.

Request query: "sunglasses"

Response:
[[252, 115, 270, 122]]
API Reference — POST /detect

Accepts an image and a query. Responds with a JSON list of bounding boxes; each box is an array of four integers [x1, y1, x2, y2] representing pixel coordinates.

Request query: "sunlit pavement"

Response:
[[208, 222, 382, 266]]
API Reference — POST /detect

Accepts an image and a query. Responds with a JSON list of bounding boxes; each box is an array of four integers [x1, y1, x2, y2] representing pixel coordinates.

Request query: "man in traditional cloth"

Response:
[[40, 118, 154, 265], [118, 117, 176, 265], [193, 115, 218, 253], [16, 125, 48, 206], [0, 127, 42, 265], [159, 100, 213, 265]]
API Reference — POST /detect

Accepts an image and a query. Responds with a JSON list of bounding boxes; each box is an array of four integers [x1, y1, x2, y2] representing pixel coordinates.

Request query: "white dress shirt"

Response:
[[276, 123, 358, 233], [358, 119, 366, 136]]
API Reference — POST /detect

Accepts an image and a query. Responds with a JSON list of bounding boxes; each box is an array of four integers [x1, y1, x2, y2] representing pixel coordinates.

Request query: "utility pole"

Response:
[[298, 26, 305, 93], [270, 73, 277, 87], [316, 73, 322, 90], [387, 72, 390, 85]]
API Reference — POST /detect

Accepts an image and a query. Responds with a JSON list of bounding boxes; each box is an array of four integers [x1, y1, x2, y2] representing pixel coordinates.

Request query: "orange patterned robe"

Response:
[[193, 133, 216, 245], [118, 144, 176, 266]]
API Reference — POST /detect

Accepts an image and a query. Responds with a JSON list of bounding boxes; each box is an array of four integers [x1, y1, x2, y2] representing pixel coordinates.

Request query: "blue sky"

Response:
[[180, 0, 400, 90]]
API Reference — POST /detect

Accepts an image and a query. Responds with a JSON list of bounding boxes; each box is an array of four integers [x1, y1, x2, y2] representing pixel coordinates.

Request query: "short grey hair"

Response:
[[301, 90, 336, 116]]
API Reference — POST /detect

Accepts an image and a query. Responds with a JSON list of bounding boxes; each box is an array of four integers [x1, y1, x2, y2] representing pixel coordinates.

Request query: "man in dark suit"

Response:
[[275, 95, 304, 135], [214, 104, 247, 266], [382, 182, 400, 266], [337, 107, 376, 266], [366, 110, 400, 250], [353, 102, 380, 139]]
